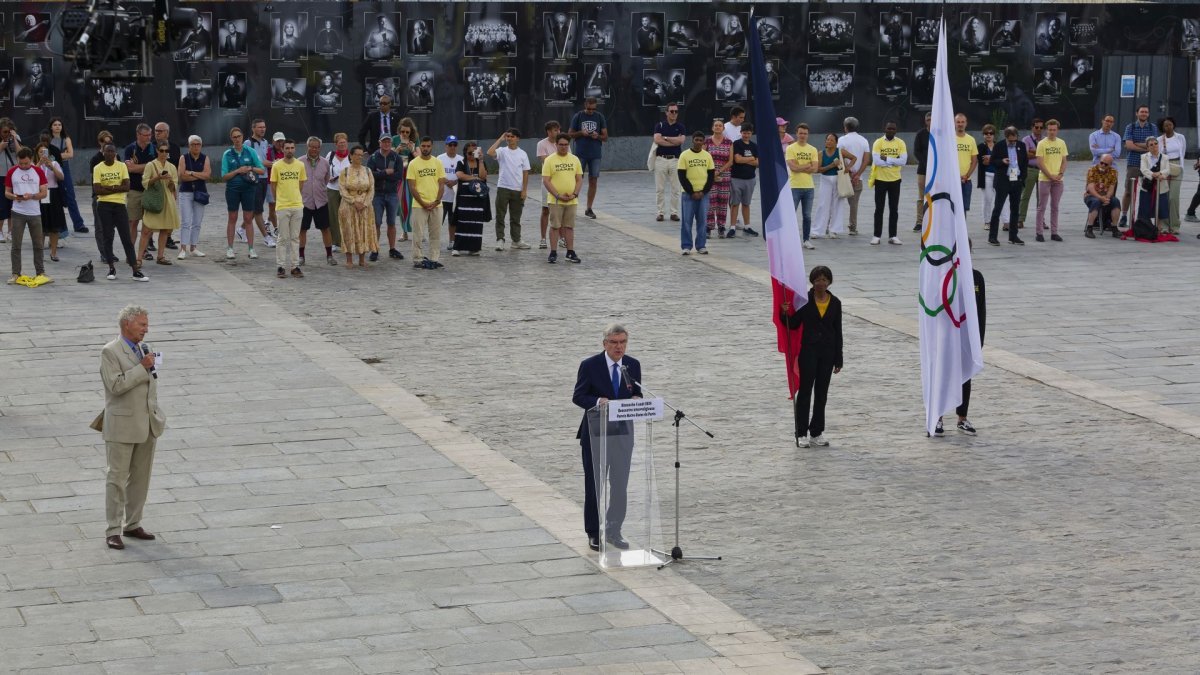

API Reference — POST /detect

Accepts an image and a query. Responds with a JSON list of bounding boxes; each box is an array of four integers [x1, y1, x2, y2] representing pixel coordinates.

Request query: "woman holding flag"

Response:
[[779, 266, 843, 448]]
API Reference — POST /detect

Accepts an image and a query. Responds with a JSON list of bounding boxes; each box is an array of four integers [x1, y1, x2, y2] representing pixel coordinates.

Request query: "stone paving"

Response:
[[2, 164, 1200, 673]]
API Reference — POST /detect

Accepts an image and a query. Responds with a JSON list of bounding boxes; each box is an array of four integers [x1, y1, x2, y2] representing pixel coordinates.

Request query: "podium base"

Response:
[[599, 547, 669, 569], [652, 546, 722, 569]]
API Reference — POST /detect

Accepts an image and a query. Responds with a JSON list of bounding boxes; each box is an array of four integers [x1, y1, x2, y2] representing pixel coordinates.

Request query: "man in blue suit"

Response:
[[572, 324, 642, 551]]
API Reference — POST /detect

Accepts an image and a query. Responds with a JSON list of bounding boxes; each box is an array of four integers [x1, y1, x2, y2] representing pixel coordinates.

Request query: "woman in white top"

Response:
[[1139, 137, 1171, 226], [325, 132, 351, 250], [1157, 117, 1186, 233], [34, 143, 65, 261]]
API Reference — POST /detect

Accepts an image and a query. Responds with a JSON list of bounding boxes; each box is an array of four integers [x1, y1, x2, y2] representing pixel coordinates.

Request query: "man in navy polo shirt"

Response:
[[652, 104, 686, 222], [568, 97, 607, 219]]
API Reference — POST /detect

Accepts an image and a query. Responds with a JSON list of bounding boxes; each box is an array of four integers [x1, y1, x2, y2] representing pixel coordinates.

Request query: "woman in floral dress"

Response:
[[338, 146, 376, 268], [705, 118, 734, 237]]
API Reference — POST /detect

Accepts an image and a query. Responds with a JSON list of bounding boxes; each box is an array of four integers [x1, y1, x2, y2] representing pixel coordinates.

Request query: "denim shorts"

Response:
[[580, 157, 601, 178]]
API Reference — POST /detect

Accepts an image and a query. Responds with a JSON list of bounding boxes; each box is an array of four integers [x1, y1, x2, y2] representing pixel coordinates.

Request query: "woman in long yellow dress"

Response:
[[140, 142, 181, 265], [339, 146, 376, 268]]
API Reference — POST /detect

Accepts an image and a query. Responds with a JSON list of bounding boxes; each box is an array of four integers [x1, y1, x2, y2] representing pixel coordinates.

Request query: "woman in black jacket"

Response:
[[780, 266, 844, 447]]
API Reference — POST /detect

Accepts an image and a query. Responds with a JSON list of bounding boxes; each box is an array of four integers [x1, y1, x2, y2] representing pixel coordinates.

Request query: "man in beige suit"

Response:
[[95, 305, 166, 550]]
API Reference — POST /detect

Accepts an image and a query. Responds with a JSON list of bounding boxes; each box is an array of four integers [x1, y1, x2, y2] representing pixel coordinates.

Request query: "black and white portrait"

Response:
[[960, 13, 990, 56], [642, 69, 685, 107], [714, 13, 748, 59], [583, 63, 612, 100], [877, 68, 908, 97], [968, 66, 1006, 102], [1033, 68, 1062, 99], [808, 13, 854, 55], [407, 70, 435, 109], [271, 13, 308, 62], [270, 77, 307, 108], [365, 13, 401, 61], [175, 79, 212, 111], [12, 58, 52, 108], [667, 21, 698, 53], [757, 16, 785, 54], [991, 20, 1021, 51], [1184, 19, 1200, 52], [312, 18, 343, 57], [1071, 18, 1098, 46], [879, 12, 911, 58], [464, 68, 516, 113], [407, 19, 433, 57], [581, 20, 615, 54], [312, 71, 342, 109], [1035, 13, 1067, 56], [84, 80, 137, 119], [544, 72, 577, 105], [13, 13, 49, 45], [1068, 57, 1093, 91], [0, 71, 9, 102], [543, 12, 578, 60], [173, 12, 211, 62], [765, 59, 781, 97], [218, 19, 248, 58], [806, 64, 853, 107], [364, 78, 398, 109], [218, 71, 246, 109], [632, 13, 664, 57], [911, 61, 935, 106], [715, 72, 748, 103], [464, 13, 517, 58], [915, 19, 939, 48]]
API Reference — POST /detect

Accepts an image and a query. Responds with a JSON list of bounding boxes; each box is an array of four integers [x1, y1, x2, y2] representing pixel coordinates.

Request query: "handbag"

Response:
[[142, 180, 165, 214], [1141, 158, 1161, 193], [646, 142, 657, 171], [193, 189, 210, 205], [836, 167, 854, 198], [76, 260, 94, 283]]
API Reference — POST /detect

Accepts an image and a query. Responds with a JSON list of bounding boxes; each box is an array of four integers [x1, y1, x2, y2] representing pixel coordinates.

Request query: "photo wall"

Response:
[[0, 2, 1197, 145]]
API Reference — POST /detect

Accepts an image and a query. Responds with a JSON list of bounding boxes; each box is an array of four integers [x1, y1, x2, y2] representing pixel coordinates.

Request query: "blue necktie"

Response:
[[611, 363, 621, 398]]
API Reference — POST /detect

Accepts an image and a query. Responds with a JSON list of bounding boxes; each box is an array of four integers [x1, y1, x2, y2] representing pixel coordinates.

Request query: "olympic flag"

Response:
[[749, 13, 807, 397], [918, 19, 984, 435]]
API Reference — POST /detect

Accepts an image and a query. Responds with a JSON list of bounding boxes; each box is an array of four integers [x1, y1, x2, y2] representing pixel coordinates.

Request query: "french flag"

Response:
[[750, 14, 807, 397]]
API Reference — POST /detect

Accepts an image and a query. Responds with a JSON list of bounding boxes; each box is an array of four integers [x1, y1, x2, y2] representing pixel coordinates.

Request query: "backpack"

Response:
[[1132, 218, 1158, 241]]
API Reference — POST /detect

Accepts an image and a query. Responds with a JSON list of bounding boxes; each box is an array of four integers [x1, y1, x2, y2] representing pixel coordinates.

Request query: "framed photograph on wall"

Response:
[[271, 12, 308, 62], [960, 12, 990, 56], [407, 19, 434, 57], [1035, 12, 1067, 56], [543, 12, 578, 60], [1070, 18, 1097, 46], [464, 67, 516, 113], [808, 13, 854, 56], [642, 69, 684, 106], [173, 12, 212, 62], [464, 13, 517, 58], [583, 63, 612, 100], [715, 72, 748, 103], [365, 13, 401, 61], [991, 20, 1021, 52], [270, 77, 307, 108], [879, 12, 911, 58], [217, 19, 248, 58], [312, 71, 343, 109], [12, 57, 53, 109], [877, 67, 908, 97], [175, 79, 212, 111], [915, 18, 938, 49], [218, 71, 246, 109], [667, 21, 698, 54], [806, 64, 853, 107], [1067, 57, 1093, 92], [581, 20, 615, 55], [632, 13, 664, 57], [13, 12, 49, 45], [714, 12, 748, 59], [968, 66, 1006, 102], [312, 17, 344, 57], [757, 16, 785, 54], [544, 71, 577, 106], [1033, 67, 1062, 101], [407, 70, 435, 110]]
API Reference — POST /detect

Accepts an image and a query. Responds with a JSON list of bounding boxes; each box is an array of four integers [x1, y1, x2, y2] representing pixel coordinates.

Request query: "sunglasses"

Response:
[[983, 132, 994, 135], [1100, 162, 1111, 166]]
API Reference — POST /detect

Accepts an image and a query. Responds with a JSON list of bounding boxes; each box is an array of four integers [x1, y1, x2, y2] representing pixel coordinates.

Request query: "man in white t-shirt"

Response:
[[536, 121, 560, 248], [836, 116, 872, 235], [4, 147, 49, 283], [437, 136, 461, 249], [723, 106, 746, 143], [487, 127, 531, 250]]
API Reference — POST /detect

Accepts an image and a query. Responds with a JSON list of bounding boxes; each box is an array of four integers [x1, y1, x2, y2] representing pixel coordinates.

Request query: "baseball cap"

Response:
[[775, 117, 788, 126], [272, 132, 286, 141], [379, 133, 393, 142], [445, 135, 458, 144]]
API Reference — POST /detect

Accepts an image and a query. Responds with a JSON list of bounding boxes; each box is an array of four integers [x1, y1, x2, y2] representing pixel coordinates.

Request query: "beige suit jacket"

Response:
[[94, 338, 167, 444]]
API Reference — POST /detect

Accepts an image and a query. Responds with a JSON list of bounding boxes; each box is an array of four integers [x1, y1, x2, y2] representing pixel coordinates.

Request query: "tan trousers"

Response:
[[410, 203, 442, 262], [105, 437, 157, 536], [654, 156, 679, 217], [845, 178, 864, 232]]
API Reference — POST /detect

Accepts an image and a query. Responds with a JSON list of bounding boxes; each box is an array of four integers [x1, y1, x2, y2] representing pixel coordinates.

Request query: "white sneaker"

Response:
[[811, 434, 830, 447], [827, 232, 839, 239], [177, 250, 187, 260], [803, 240, 815, 250], [889, 237, 903, 245], [331, 244, 341, 253], [191, 249, 206, 258], [870, 237, 881, 245], [225, 247, 235, 259], [495, 238, 506, 251], [447, 242, 455, 251], [796, 435, 810, 448], [513, 241, 531, 250], [235, 227, 247, 243], [810, 233, 825, 239], [248, 247, 258, 259], [558, 237, 566, 247], [539, 238, 548, 249], [265, 235, 277, 248], [451, 250, 460, 257]]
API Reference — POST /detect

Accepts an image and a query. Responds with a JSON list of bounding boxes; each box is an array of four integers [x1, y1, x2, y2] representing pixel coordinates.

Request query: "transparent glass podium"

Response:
[[586, 400, 667, 568]]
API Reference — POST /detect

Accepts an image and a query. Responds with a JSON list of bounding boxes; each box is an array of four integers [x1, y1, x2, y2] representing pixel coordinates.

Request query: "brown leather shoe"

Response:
[[670, 214, 680, 221], [106, 535, 124, 550], [122, 527, 156, 540]]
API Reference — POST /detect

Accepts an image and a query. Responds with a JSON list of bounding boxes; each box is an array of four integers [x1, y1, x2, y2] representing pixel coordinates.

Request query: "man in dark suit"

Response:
[[572, 324, 642, 552], [357, 96, 401, 153], [221, 21, 246, 57], [988, 125, 1028, 245]]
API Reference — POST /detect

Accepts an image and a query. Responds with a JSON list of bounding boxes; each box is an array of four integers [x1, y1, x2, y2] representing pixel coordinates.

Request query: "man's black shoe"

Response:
[[369, 251, 379, 262], [588, 536, 600, 551], [1011, 238, 1025, 245], [743, 227, 759, 237], [988, 239, 1000, 246], [430, 260, 444, 269], [585, 209, 597, 219], [165, 238, 178, 250], [147, 240, 156, 252], [388, 248, 403, 259], [565, 250, 581, 264], [547, 251, 558, 264], [605, 533, 630, 550], [74, 226, 90, 234]]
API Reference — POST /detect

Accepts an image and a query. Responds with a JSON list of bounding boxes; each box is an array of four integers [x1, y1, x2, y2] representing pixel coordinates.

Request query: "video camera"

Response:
[[60, 0, 197, 82]]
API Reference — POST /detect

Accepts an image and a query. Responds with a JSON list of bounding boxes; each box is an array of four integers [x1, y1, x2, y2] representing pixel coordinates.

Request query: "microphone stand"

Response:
[[632, 378, 722, 569]]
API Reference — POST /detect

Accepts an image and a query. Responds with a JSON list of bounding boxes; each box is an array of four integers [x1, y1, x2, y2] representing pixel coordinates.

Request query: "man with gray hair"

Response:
[[92, 305, 166, 550], [571, 323, 642, 552], [122, 123, 156, 258], [837, 116, 871, 235]]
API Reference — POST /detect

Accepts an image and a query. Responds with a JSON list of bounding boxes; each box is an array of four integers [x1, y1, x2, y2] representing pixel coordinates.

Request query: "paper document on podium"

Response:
[[586, 403, 666, 568]]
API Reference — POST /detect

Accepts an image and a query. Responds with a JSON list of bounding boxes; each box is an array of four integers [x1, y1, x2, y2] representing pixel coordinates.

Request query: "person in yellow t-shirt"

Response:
[[1035, 119, 1068, 241], [406, 136, 447, 267], [541, 134, 584, 263], [785, 123, 820, 244], [870, 121, 907, 244], [676, 131, 715, 254], [92, 144, 140, 279], [268, 139, 307, 276], [954, 113, 978, 213]]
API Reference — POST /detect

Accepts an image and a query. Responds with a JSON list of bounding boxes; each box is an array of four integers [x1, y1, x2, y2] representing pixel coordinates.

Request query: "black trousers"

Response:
[[873, 179, 901, 238], [956, 380, 972, 418], [92, 196, 111, 262], [97, 202, 136, 268], [795, 358, 835, 438], [989, 181, 1023, 242], [580, 422, 632, 538]]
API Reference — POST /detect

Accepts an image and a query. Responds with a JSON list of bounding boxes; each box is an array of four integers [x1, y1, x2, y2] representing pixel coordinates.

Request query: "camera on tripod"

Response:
[[61, 0, 197, 83]]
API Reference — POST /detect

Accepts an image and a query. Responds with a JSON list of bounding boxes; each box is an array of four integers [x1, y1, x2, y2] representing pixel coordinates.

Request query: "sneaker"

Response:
[[697, 248, 708, 254], [912, 223, 922, 232], [1118, 215, 1128, 228], [811, 434, 829, 447], [957, 419, 977, 435], [248, 247, 258, 259], [235, 227, 247, 243], [988, 239, 1000, 246], [191, 249, 205, 258], [810, 233, 824, 239], [277, 267, 286, 278], [147, 240, 156, 252], [447, 242, 455, 251], [681, 249, 691, 256], [451, 250, 460, 256], [743, 227, 759, 237], [331, 244, 341, 253], [796, 435, 810, 448], [413, 261, 424, 269], [1050, 234, 1063, 242], [725, 228, 737, 238], [547, 251, 558, 264], [870, 237, 881, 245], [848, 228, 858, 236], [388, 248, 403, 260], [369, 252, 379, 262], [132, 270, 149, 282], [934, 419, 944, 437], [327, 256, 337, 265], [889, 237, 903, 245], [298, 257, 305, 266], [670, 214, 680, 221], [75, 226, 90, 234], [585, 209, 597, 219], [430, 261, 444, 269], [0, 232, 7, 243], [165, 238, 178, 250], [177, 250, 187, 260], [142, 252, 153, 261], [565, 250, 581, 264], [291, 267, 304, 278], [496, 238, 507, 251], [264, 235, 277, 248], [1186, 213, 1199, 223], [225, 247, 235, 260], [803, 240, 815, 250], [558, 237, 566, 248], [513, 241, 531, 250], [106, 268, 117, 281], [827, 232, 839, 239], [1011, 238, 1025, 245], [656, 214, 664, 222], [1035, 234, 1045, 242], [1085, 227, 1096, 239], [539, 238, 548, 249], [718, 226, 726, 238]]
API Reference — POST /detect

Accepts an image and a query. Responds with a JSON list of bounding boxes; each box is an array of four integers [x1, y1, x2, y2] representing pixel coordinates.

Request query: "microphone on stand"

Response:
[[620, 364, 633, 394]]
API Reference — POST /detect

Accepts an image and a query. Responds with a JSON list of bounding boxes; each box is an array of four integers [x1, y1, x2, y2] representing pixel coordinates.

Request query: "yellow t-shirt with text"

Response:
[[955, 133, 978, 177], [872, 136, 907, 182], [677, 148, 715, 192], [1036, 138, 1068, 181], [542, 152, 583, 205], [269, 159, 306, 210], [407, 155, 444, 203], [93, 161, 130, 205], [786, 142, 819, 189]]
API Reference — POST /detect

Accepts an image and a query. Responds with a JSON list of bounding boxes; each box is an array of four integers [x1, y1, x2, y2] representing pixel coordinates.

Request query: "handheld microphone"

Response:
[[142, 343, 158, 379]]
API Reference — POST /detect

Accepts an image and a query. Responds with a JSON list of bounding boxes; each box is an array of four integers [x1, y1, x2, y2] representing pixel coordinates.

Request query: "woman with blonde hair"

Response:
[[139, 141, 180, 265], [339, 145, 376, 267]]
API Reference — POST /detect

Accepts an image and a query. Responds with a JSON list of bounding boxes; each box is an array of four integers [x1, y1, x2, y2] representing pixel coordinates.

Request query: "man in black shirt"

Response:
[[729, 122, 759, 233], [912, 112, 931, 231]]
